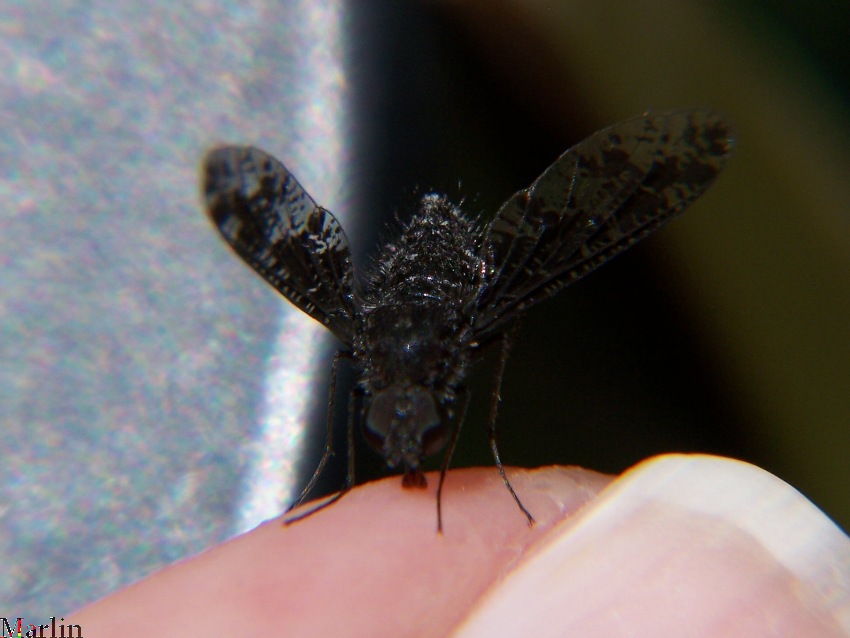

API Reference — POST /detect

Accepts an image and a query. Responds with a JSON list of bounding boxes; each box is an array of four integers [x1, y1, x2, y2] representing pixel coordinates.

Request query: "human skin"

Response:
[[71, 457, 850, 637]]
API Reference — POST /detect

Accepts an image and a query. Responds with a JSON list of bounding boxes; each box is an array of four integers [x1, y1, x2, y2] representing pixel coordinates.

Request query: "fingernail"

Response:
[[456, 455, 850, 637]]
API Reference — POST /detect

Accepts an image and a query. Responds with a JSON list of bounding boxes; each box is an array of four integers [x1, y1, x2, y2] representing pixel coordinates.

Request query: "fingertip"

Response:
[[71, 466, 611, 637]]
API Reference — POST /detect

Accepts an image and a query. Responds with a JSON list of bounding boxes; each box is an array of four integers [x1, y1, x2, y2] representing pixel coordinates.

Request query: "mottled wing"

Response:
[[203, 146, 358, 344], [474, 110, 732, 341]]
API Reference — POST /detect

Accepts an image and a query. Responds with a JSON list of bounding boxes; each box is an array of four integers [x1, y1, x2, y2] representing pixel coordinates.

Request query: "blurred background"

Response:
[[1, 0, 848, 616]]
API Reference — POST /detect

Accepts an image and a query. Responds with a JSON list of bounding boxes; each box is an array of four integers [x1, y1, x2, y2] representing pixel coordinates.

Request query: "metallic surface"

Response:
[[0, 0, 351, 615]]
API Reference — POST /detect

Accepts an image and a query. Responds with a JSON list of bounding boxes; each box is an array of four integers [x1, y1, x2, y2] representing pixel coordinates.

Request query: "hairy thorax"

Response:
[[356, 194, 483, 395]]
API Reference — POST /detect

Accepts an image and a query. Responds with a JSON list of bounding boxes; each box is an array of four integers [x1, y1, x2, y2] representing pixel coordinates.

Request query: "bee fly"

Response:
[[202, 110, 733, 530]]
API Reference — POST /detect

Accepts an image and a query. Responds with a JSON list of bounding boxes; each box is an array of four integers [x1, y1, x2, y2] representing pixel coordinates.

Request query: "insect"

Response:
[[202, 110, 733, 530]]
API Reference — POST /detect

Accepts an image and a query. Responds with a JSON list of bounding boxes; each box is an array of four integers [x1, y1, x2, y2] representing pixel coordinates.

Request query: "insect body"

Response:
[[202, 110, 733, 530], [357, 194, 481, 487]]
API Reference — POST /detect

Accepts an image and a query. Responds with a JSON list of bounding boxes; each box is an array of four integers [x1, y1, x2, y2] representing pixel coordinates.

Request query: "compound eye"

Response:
[[409, 392, 447, 456], [420, 418, 449, 457], [363, 390, 397, 449], [363, 387, 447, 465]]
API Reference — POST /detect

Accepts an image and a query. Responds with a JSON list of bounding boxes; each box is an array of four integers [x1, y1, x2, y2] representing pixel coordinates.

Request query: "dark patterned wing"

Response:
[[474, 110, 733, 341], [203, 146, 358, 344]]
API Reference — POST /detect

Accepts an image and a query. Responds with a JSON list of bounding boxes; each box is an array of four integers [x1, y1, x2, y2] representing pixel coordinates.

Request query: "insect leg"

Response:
[[341, 384, 360, 494], [283, 382, 360, 525], [287, 349, 351, 511], [435, 389, 471, 533], [488, 324, 535, 526]]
